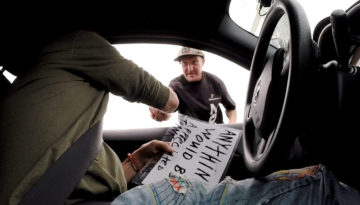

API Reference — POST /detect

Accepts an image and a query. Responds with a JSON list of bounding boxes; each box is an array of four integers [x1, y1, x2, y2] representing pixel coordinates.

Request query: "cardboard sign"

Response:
[[142, 115, 241, 187]]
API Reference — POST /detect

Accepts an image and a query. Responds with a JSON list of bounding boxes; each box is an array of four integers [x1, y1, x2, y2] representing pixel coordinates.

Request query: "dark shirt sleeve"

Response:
[[218, 77, 236, 111]]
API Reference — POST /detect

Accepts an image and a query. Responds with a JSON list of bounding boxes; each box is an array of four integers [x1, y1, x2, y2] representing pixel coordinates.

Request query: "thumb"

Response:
[[155, 141, 174, 153]]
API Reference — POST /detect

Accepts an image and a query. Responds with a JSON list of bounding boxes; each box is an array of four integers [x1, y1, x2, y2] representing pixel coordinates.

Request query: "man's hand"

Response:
[[122, 140, 174, 182], [226, 109, 237, 123], [133, 140, 174, 167], [149, 87, 178, 121], [149, 107, 172, 121]]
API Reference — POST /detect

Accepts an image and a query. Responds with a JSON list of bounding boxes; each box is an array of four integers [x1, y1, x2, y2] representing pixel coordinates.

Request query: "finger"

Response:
[[165, 142, 174, 153], [155, 115, 161, 121], [150, 113, 156, 120], [153, 140, 174, 153]]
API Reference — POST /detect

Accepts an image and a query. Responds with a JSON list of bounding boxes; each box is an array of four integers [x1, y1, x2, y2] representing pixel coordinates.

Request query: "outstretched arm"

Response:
[[161, 87, 179, 113]]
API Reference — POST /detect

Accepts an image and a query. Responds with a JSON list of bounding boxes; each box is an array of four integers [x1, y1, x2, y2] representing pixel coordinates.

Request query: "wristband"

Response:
[[127, 153, 141, 172]]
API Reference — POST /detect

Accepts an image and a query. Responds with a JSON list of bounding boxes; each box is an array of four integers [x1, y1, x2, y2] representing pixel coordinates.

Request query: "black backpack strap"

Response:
[[20, 120, 103, 205]]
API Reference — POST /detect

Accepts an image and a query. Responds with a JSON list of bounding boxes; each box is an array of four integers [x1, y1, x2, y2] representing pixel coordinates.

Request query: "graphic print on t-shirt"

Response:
[[209, 103, 217, 123], [209, 93, 221, 124]]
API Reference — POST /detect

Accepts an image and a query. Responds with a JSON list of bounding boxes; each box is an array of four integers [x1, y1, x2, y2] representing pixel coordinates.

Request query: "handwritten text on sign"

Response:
[[142, 116, 241, 187]]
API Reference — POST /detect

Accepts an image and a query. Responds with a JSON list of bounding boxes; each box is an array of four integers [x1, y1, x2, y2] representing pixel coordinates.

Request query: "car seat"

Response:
[[1, 50, 109, 205], [0, 49, 107, 205], [18, 120, 103, 205]]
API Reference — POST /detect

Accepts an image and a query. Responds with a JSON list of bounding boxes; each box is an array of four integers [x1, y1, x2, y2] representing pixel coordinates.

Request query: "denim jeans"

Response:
[[111, 164, 360, 205]]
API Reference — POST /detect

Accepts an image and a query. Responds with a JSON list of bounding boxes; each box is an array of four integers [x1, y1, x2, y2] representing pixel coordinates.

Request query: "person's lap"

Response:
[[112, 164, 360, 205]]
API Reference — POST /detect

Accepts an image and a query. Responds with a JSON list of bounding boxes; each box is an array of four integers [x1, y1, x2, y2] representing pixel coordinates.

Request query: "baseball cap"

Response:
[[174, 47, 205, 61]]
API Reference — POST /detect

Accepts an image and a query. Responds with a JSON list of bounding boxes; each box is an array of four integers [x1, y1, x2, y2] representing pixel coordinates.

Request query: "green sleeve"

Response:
[[40, 30, 169, 109]]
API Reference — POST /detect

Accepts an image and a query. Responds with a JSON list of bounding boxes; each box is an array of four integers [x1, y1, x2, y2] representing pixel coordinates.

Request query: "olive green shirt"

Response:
[[0, 30, 169, 204]]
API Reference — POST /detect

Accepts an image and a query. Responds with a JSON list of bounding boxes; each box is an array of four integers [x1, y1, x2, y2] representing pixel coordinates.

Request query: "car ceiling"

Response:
[[0, 0, 257, 74]]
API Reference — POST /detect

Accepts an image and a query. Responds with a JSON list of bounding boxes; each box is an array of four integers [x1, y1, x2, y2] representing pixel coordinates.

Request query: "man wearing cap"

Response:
[[150, 47, 237, 124]]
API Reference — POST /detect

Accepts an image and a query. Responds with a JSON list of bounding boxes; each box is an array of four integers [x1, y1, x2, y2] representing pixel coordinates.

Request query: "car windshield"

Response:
[[104, 44, 249, 130]]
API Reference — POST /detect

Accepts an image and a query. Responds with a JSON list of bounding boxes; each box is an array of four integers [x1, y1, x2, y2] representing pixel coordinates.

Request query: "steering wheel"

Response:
[[242, 0, 315, 175]]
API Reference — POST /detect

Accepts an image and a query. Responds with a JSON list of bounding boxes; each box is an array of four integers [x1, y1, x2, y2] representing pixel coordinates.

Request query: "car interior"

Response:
[[0, 0, 360, 204]]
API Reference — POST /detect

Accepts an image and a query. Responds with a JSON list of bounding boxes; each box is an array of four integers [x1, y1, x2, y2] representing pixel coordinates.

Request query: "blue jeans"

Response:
[[111, 164, 360, 205]]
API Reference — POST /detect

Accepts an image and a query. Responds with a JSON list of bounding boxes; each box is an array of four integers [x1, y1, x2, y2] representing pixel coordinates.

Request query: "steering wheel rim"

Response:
[[242, 0, 314, 175]]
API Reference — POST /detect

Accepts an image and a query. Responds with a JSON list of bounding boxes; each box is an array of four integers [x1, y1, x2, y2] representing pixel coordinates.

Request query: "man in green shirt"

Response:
[[0, 30, 178, 204]]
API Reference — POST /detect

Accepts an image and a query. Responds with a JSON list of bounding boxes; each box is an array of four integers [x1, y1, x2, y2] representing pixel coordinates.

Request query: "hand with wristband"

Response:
[[122, 140, 174, 183]]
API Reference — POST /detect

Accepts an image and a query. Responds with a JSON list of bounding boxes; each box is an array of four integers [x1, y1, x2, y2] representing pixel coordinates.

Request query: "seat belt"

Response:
[[19, 120, 103, 205], [1, 68, 11, 100]]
